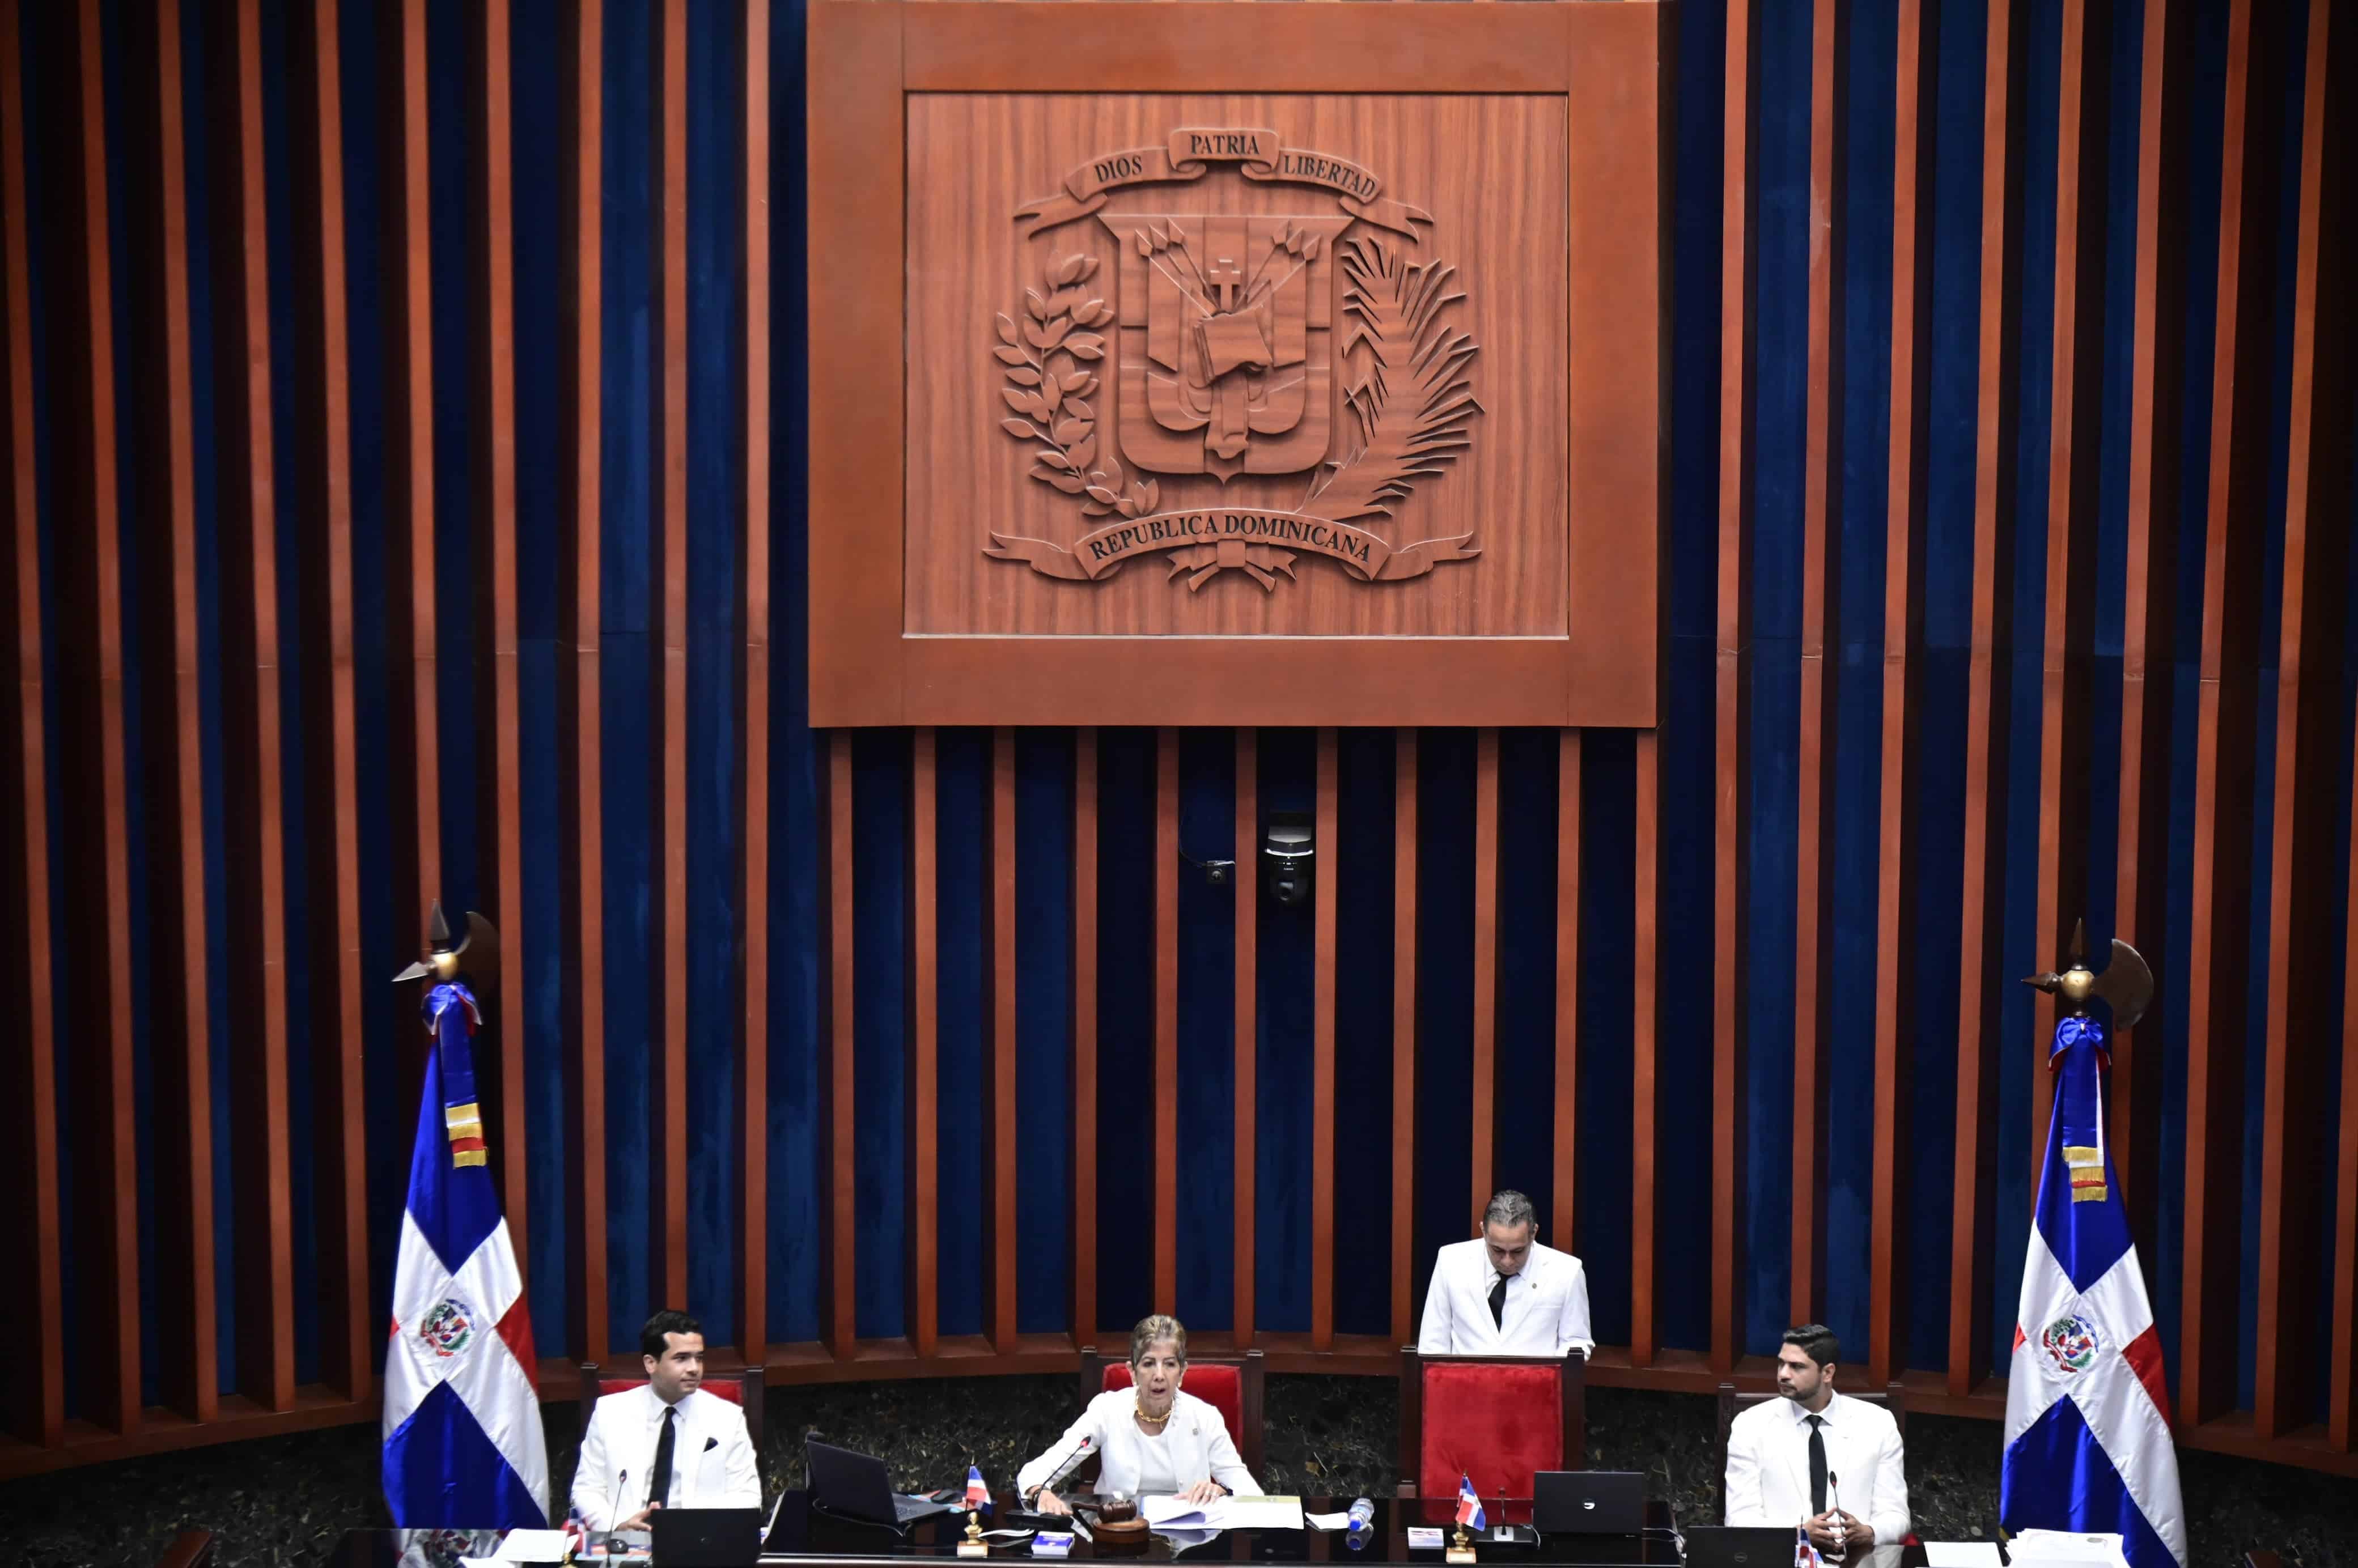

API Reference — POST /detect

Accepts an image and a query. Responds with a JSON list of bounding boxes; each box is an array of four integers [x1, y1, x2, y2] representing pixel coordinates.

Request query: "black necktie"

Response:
[[1488, 1273, 1507, 1327], [649, 1405, 678, 1510], [1805, 1415, 1827, 1515]]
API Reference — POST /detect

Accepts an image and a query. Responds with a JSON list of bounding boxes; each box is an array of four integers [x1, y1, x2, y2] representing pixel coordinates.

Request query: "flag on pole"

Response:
[[1455, 1476, 1486, 1533], [382, 980, 549, 1527], [2001, 1014, 2185, 1568], [966, 1464, 993, 1514]]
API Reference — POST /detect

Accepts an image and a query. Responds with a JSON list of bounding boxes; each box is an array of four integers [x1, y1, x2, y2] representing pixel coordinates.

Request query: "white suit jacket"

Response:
[[570, 1384, 763, 1531], [1416, 1238, 1594, 1358], [1723, 1391, 1910, 1544], [1016, 1389, 1262, 1500]]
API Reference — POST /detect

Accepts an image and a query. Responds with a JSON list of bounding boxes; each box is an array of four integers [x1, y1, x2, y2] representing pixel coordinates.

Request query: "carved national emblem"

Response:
[[420, 1297, 477, 1359], [2039, 1312, 2100, 1375], [986, 128, 1483, 592]]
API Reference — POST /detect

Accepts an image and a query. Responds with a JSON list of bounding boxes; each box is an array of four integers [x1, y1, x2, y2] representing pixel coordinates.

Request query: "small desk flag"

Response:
[[1455, 1476, 1486, 1533], [966, 1464, 993, 1513]]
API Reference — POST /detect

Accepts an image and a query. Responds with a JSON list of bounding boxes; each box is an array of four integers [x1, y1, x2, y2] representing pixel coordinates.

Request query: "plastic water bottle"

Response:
[[1346, 1497, 1375, 1550]]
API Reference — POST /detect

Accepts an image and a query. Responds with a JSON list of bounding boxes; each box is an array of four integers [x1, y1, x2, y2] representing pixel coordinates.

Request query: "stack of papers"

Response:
[[2009, 1532, 2131, 1568], [1141, 1494, 1307, 1532]]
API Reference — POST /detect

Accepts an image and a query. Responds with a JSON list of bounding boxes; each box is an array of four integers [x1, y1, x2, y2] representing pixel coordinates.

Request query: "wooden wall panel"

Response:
[[739, 0, 774, 1371], [388, 0, 440, 961], [991, 728, 1019, 1349], [1551, 731, 1579, 1259], [1073, 729, 1099, 1342], [1469, 728, 1498, 1227], [910, 729, 939, 1357], [1233, 730, 1257, 1348], [1632, 732, 1661, 1369], [657, 0, 690, 1315], [1154, 727, 1178, 1313], [1390, 730, 1418, 1349], [827, 731, 857, 1355], [1312, 726, 1338, 1351]]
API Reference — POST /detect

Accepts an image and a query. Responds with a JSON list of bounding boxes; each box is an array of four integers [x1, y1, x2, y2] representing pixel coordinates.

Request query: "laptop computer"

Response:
[[649, 1507, 765, 1566], [805, 1438, 962, 1528], [1534, 1471, 1645, 1535], [1685, 1525, 1804, 1568]]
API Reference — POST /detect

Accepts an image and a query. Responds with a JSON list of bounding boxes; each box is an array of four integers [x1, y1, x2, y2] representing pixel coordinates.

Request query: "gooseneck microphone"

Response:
[[605, 1467, 631, 1546], [1031, 1433, 1097, 1506], [1823, 1472, 1846, 1562]]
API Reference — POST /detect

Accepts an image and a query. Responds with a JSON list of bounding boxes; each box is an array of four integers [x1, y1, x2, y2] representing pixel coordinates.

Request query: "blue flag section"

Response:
[[382, 983, 550, 1528], [2000, 1017, 2185, 1568]]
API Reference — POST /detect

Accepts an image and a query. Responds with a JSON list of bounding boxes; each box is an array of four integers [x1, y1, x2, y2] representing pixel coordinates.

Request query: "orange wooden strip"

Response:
[[1790, 0, 1844, 1333], [658, 0, 689, 1313], [1311, 726, 1338, 1351], [306, 0, 372, 1403], [1074, 729, 1100, 1341], [393, 0, 439, 919], [72, 0, 142, 1437], [1233, 729, 1257, 1348], [565, 0, 608, 1366], [738, 0, 771, 1372], [154, 0, 220, 1425], [220, 0, 294, 1416], [2182, 0, 2270, 1431], [1632, 731, 1660, 1368], [478, 0, 529, 1297], [1714, 0, 1757, 1379], [1390, 730, 1418, 1346], [910, 729, 939, 1358], [2253, 0, 2346, 1442], [0, 0, 65, 1445], [1469, 728, 1498, 1227], [1551, 732, 1579, 1256], [2342, 702, 2358, 1448], [992, 727, 1019, 1349], [2110, 0, 2186, 1265], [1937, 0, 2019, 1396], [1154, 726, 1178, 1312], [828, 731, 856, 1355]]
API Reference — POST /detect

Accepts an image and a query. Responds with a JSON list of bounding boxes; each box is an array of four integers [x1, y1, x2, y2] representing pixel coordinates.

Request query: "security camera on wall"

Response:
[[1262, 812, 1313, 908]]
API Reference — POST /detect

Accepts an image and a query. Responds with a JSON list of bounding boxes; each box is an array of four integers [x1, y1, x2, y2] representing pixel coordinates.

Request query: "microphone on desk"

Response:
[[605, 1468, 631, 1546], [1036, 1433, 1097, 1501], [1823, 1472, 1846, 1563]]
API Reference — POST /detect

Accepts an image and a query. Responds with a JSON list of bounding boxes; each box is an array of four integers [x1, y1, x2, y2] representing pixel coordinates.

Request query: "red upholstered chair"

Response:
[[580, 1360, 766, 1451], [1713, 1382, 1907, 1534], [1078, 1345, 1267, 1478], [1397, 1346, 1587, 1501]]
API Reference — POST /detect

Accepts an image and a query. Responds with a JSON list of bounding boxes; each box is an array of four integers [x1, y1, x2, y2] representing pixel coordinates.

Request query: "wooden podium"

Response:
[[807, 1, 1669, 728]]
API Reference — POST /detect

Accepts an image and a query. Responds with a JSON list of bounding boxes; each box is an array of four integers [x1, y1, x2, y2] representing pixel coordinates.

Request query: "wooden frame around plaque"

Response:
[[807, 1, 1667, 728]]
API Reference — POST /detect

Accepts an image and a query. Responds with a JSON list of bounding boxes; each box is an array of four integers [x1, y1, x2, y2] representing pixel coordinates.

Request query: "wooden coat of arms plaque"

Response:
[[808, 2, 1667, 728]]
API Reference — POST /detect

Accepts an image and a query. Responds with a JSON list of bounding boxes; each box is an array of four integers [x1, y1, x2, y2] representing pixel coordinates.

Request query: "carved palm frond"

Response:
[[1304, 237, 1482, 524]]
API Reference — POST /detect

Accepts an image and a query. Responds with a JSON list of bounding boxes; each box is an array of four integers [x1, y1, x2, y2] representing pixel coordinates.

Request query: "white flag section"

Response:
[[2000, 1017, 2183, 1568], [381, 983, 550, 1527]]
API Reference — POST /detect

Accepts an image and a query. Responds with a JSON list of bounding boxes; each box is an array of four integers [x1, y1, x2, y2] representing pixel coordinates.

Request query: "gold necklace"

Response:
[[1134, 1392, 1174, 1429]]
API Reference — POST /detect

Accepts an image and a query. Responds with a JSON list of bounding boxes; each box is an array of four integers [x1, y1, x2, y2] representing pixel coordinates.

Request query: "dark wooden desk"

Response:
[[329, 1494, 1685, 1567]]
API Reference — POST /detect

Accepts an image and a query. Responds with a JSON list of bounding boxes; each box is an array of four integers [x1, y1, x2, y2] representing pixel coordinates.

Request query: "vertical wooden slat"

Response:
[[391, 0, 439, 919], [2182, 0, 2274, 1431], [1073, 728, 1099, 1342], [1937, 0, 2022, 1395], [1791, 0, 1847, 1331], [909, 729, 939, 1358], [217, 0, 295, 1417], [1311, 725, 1338, 1350], [2254, 0, 2349, 1443], [2111, 0, 2188, 1262], [1551, 732, 1579, 1256], [656, 0, 689, 1314], [0, 0, 66, 1446], [1713, 0, 1758, 1378], [2343, 726, 2358, 1447], [478, 0, 528, 1295], [737, 0, 771, 1372], [1233, 729, 1257, 1348], [72, 0, 142, 1437], [303, 0, 371, 1403], [2030, 0, 2107, 1199], [1632, 732, 1661, 1367], [827, 730, 856, 1354], [1469, 728, 1498, 1225], [1390, 730, 1418, 1347], [1884, 0, 1935, 1396], [562, 0, 609, 1367], [991, 726, 1019, 1349], [154, 0, 221, 1423], [1153, 726, 1178, 1312]]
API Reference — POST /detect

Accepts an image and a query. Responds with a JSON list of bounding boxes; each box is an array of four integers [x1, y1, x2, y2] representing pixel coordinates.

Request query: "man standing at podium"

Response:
[[1417, 1190, 1593, 1358]]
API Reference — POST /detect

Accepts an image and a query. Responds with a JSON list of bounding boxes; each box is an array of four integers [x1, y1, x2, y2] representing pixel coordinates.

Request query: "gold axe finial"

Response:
[[2021, 918, 2153, 1029], [393, 900, 499, 991]]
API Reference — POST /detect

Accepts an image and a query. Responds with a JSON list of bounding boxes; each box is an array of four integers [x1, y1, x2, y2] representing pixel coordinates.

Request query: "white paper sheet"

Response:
[[492, 1530, 572, 1561], [1306, 1512, 1354, 1531], [1141, 1493, 1307, 1532], [1923, 1544, 2004, 1568]]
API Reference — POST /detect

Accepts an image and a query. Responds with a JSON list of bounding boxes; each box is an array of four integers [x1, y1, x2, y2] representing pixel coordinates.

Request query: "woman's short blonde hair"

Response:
[[1129, 1314, 1188, 1366]]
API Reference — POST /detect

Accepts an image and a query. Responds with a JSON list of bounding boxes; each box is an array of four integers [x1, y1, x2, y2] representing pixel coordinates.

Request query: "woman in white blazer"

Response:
[[1017, 1315, 1262, 1513]]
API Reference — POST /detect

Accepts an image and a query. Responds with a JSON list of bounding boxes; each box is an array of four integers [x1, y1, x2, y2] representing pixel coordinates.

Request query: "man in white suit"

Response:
[[1724, 1325, 1909, 1554], [572, 1310, 763, 1532], [1417, 1190, 1594, 1359]]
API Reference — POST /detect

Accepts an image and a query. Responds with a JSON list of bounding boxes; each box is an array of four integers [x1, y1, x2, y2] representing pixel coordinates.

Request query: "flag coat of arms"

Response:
[[382, 980, 549, 1527], [1455, 1476, 1486, 1533], [2001, 1015, 2184, 1568]]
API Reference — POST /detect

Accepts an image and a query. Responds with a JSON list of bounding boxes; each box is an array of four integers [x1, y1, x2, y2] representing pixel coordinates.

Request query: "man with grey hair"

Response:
[[1417, 1189, 1593, 1358]]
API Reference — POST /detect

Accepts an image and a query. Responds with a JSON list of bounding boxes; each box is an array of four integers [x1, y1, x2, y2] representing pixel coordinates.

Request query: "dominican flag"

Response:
[[382, 980, 549, 1527], [2001, 1015, 2185, 1568], [967, 1463, 994, 1514], [1455, 1476, 1485, 1533]]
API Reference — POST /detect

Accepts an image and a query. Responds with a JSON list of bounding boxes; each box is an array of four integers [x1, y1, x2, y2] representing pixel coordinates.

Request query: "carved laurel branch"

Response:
[[995, 252, 1160, 521]]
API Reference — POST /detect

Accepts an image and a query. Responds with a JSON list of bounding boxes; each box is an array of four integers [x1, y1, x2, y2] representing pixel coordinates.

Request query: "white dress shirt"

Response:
[[1417, 1238, 1594, 1358], [1723, 1389, 1910, 1544], [570, 1383, 764, 1531], [1016, 1389, 1261, 1500]]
